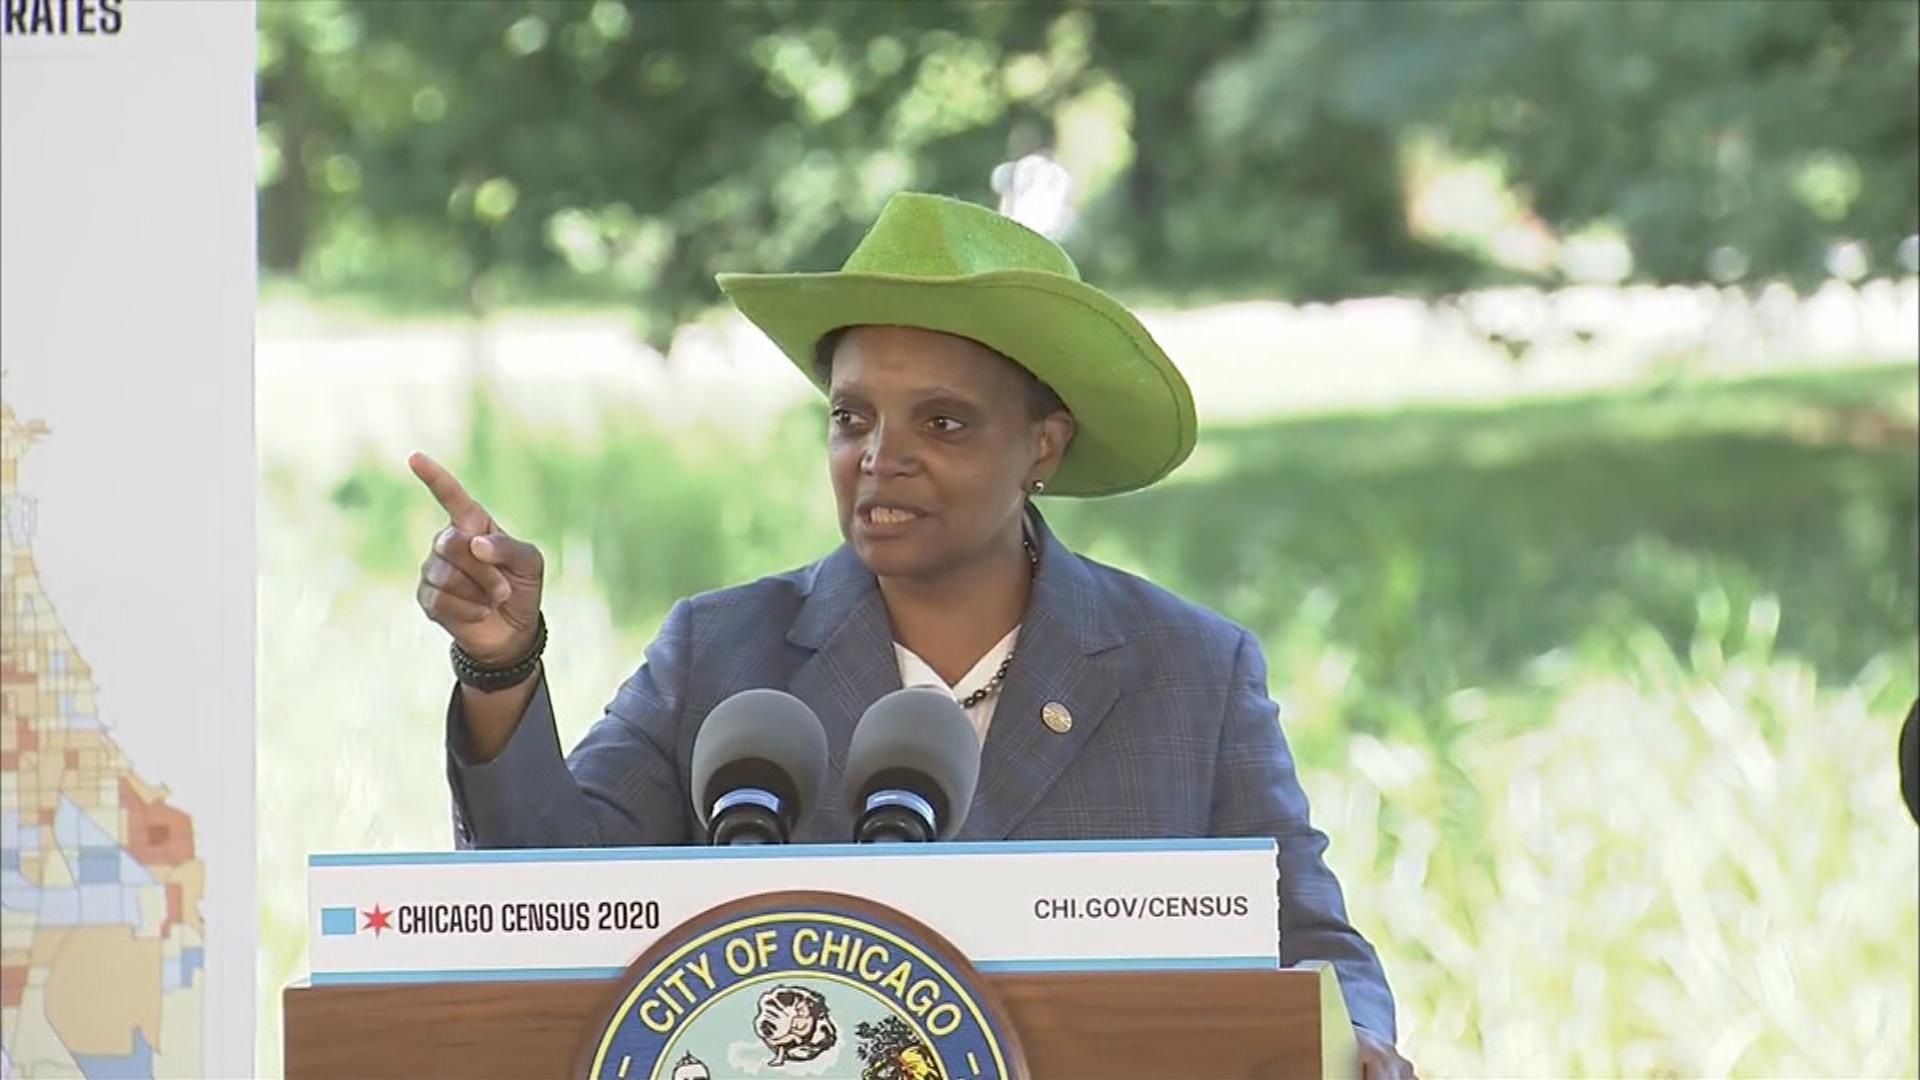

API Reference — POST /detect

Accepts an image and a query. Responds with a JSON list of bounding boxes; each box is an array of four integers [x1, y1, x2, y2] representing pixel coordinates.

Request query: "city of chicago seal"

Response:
[[579, 892, 1024, 1080]]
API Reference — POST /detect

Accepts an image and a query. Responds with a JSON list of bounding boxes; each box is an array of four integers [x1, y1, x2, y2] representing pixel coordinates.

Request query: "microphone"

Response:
[[1901, 699, 1917, 826], [844, 688, 981, 843], [689, 689, 828, 846]]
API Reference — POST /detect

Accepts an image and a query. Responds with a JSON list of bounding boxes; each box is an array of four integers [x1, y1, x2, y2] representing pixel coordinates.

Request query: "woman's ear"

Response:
[[1034, 410, 1075, 476]]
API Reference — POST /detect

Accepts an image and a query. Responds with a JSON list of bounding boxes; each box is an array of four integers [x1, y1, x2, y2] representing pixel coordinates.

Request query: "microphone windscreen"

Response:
[[689, 689, 828, 826], [845, 687, 981, 840], [1901, 699, 1918, 826]]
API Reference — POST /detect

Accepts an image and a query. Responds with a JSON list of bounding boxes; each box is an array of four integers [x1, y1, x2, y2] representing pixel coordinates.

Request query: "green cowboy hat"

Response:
[[715, 191, 1195, 497]]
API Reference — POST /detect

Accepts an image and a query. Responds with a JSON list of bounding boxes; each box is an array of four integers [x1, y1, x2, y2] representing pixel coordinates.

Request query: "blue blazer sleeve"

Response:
[[1213, 630, 1398, 1041], [447, 600, 695, 849]]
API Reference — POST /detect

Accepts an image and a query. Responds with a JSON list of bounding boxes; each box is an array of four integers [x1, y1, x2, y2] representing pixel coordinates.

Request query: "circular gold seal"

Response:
[[1041, 702, 1073, 734], [577, 891, 1026, 1080]]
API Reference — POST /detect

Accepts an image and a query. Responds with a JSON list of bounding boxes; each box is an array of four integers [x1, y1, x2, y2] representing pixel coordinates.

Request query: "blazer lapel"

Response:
[[960, 512, 1123, 840], [784, 545, 901, 783]]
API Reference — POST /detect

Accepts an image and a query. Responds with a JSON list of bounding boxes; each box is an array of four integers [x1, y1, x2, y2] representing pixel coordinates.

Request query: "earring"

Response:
[[1028, 479, 1047, 495]]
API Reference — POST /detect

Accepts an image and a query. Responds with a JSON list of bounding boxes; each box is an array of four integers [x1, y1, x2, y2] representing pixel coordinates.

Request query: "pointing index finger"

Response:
[[408, 452, 493, 534]]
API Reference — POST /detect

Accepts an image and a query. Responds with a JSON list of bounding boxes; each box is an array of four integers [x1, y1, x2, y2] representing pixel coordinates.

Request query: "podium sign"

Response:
[[288, 840, 1360, 1079], [309, 839, 1280, 985]]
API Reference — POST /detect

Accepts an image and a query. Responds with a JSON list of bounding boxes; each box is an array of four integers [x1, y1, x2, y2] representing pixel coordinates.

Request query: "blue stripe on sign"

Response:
[[320, 907, 358, 936], [309, 837, 1276, 868]]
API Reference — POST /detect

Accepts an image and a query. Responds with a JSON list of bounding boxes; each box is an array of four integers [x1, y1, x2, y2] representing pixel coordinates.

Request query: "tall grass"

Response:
[[1306, 605, 1917, 1077]]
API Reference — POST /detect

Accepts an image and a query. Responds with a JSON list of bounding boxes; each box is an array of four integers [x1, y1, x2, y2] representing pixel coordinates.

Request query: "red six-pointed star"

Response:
[[362, 904, 393, 937]]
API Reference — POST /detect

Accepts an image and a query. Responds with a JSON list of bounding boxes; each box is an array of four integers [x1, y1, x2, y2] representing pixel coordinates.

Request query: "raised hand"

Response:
[[409, 452, 546, 667]]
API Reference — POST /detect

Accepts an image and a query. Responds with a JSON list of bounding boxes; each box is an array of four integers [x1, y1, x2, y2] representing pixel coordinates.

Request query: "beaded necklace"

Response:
[[957, 536, 1039, 709]]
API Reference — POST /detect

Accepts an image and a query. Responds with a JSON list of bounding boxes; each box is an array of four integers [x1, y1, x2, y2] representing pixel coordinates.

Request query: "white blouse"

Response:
[[892, 624, 1021, 744]]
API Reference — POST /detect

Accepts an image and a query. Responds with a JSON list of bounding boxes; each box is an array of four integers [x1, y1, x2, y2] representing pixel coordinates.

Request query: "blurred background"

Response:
[[252, 1, 1918, 1076]]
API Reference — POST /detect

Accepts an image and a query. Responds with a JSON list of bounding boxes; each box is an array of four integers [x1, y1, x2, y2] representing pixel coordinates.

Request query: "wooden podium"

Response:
[[284, 964, 1358, 1079], [293, 841, 1359, 1078]]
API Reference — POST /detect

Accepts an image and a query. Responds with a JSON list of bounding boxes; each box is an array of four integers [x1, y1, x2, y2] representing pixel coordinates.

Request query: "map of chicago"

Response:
[[1, 404, 205, 1079]]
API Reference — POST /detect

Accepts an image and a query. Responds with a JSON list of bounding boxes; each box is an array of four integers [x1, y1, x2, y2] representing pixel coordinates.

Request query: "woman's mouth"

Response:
[[859, 504, 926, 533]]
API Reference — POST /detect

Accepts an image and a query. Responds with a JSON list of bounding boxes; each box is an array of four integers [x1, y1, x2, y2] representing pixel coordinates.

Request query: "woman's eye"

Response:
[[829, 408, 859, 428], [928, 416, 965, 434]]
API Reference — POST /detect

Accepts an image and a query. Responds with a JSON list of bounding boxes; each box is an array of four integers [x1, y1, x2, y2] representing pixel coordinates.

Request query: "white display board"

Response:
[[1, 3, 257, 1076]]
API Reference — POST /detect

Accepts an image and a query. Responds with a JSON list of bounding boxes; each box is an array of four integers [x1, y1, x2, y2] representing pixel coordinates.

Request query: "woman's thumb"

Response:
[[469, 532, 543, 577]]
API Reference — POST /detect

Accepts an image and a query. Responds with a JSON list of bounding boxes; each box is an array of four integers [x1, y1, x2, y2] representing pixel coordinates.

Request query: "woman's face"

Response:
[[826, 325, 1069, 581]]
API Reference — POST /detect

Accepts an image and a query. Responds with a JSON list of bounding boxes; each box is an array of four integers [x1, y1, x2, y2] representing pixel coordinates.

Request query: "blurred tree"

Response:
[[1070, 0, 1484, 300], [255, 0, 1920, 335], [259, 0, 1068, 340], [1249, 0, 1920, 288]]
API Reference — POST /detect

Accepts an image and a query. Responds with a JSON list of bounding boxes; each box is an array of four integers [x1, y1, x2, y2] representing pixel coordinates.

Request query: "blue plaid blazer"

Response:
[[447, 513, 1396, 1037]]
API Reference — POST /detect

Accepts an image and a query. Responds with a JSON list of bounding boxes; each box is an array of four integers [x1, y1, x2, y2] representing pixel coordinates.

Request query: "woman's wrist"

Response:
[[451, 615, 547, 692]]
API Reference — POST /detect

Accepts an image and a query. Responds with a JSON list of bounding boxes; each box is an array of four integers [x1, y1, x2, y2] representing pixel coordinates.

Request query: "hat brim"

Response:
[[716, 269, 1195, 497]]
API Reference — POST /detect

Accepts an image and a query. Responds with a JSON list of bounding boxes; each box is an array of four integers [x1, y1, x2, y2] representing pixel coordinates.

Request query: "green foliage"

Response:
[[259, 0, 1064, 336], [257, 1, 1920, 335], [331, 366, 1919, 764], [1047, 367, 1919, 753], [332, 388, 844, 616], [1312, 622, 1917, 1077], [1248, 0, 1920, 287]]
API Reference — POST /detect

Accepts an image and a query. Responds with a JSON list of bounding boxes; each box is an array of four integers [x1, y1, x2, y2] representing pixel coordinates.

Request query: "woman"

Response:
[[412, 192, 1414, 1077]]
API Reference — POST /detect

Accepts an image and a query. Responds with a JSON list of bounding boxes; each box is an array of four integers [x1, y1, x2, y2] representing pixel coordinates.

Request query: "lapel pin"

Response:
[[1041, 702, 1073, 735]]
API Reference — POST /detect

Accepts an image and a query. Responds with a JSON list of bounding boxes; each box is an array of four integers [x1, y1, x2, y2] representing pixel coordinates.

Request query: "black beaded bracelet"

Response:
[[451, 615, 547, 692]]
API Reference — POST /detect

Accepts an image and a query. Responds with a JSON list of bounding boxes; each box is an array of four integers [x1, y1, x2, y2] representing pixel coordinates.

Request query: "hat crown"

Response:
[[841, 193, 1081, 281]]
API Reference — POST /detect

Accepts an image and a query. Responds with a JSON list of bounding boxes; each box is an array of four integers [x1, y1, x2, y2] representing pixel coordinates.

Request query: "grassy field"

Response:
[[258, 363, 1918, 1076]]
